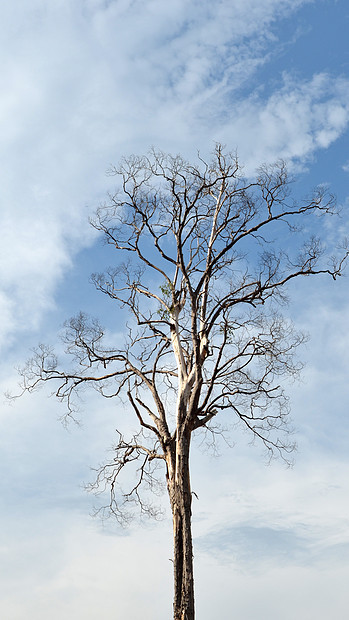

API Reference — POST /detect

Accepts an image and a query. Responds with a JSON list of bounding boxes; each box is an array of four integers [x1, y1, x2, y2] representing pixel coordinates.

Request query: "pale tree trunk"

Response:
[[166, 428, 195, 620]]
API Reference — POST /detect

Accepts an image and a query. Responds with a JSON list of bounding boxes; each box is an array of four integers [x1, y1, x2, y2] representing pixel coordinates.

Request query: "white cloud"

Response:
[[214, 73, 349, 170], [0, 508, 173, 620], [2, 362, 349, 619], [196, 560, 349, 619], [0, 379, 173, 619], [1, 0, 346, 350]]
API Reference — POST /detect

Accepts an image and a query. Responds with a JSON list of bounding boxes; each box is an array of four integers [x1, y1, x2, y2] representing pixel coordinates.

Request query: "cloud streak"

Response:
[[2, 0, 348, 349]]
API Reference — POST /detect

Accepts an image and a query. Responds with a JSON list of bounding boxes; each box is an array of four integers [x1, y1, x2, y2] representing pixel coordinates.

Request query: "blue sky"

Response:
[[1, 1, 349, 618]]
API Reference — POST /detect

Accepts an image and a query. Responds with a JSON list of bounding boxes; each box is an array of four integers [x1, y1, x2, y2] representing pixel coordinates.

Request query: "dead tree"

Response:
[[17, 145, 348, 620]]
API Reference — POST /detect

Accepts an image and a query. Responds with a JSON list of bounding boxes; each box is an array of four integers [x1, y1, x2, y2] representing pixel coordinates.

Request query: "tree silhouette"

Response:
[[17, 145, 348, 619]]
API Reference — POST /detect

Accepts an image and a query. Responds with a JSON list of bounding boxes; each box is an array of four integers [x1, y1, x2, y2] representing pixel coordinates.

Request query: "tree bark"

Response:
[[167, 428, 195, 620]]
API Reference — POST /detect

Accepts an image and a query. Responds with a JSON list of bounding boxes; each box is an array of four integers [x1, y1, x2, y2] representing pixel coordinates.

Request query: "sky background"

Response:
[[1, 0, 349, 618]]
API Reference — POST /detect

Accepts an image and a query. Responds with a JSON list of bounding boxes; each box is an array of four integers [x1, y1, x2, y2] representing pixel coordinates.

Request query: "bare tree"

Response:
[[16, 145, 348, 619]]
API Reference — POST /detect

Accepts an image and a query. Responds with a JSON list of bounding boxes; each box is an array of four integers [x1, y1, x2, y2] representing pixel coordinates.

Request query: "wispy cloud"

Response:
[[216, 73, 349, 169], [1, 0, 347, 349]]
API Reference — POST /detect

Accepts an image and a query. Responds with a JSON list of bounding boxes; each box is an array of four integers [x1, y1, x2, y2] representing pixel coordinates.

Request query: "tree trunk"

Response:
[[167, 428, 195, 620]]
